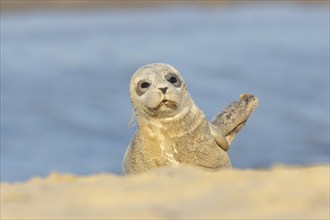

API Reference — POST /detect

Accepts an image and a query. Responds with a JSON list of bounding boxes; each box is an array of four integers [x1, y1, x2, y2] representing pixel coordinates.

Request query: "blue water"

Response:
[[1, 4, 329, 182]]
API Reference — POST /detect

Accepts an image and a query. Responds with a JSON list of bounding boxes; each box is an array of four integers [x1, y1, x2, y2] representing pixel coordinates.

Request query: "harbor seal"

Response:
[[123, 63, 258, 174]]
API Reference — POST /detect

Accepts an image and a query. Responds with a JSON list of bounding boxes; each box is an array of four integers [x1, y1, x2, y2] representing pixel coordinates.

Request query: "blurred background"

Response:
[[1, 1, 329, 182]]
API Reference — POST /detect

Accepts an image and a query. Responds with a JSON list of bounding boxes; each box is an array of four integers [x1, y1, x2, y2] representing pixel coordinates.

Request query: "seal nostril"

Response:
[[159, 87, 168, 94]]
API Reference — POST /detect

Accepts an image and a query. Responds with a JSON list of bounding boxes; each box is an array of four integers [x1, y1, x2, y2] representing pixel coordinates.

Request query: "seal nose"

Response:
[[159, 87, 168, 94]]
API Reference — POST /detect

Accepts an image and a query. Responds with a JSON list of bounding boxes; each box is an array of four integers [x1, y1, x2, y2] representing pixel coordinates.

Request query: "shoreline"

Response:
[[1, 1, 328, 12]]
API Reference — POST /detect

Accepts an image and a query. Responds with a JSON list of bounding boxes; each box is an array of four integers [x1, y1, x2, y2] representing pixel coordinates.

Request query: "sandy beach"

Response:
[[1, 165, 329, 219]]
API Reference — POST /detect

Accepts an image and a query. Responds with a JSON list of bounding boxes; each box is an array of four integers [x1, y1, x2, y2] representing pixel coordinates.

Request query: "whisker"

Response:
[[128, 108, 137, 127]]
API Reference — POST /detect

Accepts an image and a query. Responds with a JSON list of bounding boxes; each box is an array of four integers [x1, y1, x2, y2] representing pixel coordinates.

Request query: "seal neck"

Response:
[[138, 101, 205, 138]]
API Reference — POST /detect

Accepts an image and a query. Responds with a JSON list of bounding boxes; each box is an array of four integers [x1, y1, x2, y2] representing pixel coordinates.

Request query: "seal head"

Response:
[[129, 63, 190, 120]]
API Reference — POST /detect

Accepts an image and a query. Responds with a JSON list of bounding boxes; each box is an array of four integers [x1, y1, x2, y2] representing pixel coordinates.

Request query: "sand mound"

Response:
[[1, 165, 329, 219]]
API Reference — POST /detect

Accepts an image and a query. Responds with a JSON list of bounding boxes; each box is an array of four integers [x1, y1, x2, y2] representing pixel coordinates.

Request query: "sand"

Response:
[[1, 165, 329, 219]]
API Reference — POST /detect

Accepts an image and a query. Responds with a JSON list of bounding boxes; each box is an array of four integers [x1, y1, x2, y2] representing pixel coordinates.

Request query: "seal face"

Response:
[[123, 63, 233, 174], [129, 63, 187, 119]]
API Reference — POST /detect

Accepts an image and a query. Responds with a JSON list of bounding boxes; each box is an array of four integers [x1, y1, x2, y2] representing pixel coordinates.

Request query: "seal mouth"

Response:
[[144, 99, 178, 117], [159, 99, 169, 105], [156, 99, 177, 110]]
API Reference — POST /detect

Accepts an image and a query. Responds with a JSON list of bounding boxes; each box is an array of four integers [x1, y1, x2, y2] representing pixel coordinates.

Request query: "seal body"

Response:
[[123, 63, 258, 174]]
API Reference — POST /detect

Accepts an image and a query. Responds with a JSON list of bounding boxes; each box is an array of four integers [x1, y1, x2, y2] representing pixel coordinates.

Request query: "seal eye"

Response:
[[141, 82, 150, 88], [136, 80, 151, 96], [168, 76, 177, 84], [165, 73, 182, 88]]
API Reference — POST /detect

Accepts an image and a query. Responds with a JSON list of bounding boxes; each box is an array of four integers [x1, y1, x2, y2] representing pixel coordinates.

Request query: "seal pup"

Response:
[[123, 63, 258, 174]]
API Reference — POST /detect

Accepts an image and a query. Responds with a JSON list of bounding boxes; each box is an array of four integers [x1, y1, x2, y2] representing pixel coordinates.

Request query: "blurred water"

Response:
[[1, 4, 329, 182]]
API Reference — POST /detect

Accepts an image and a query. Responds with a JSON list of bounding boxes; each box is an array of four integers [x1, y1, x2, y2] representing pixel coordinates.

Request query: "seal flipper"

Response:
[[210, 94, 259, 146], [209, 123, 229, 151]]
